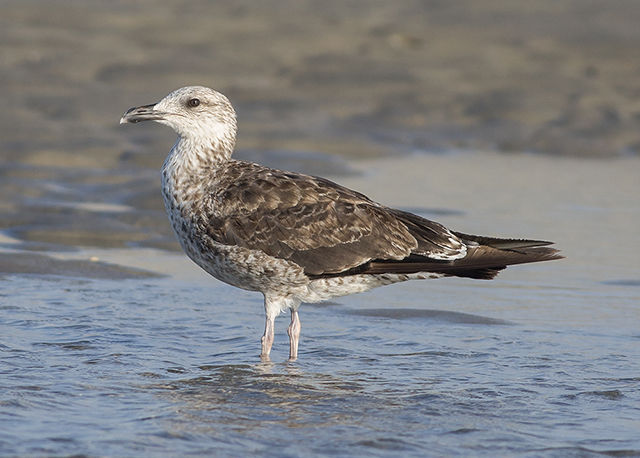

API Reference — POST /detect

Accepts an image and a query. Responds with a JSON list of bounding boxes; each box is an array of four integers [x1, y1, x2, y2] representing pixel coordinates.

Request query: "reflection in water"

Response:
[[163, 362, 362, 416], [155, 363, 374, 444]]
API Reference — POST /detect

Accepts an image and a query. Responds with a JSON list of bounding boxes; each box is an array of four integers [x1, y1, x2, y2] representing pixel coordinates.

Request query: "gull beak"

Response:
[[119, 103, 165, 124]]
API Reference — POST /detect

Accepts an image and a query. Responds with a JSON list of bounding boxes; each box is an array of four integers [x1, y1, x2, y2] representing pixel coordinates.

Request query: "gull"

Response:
[[120, 86, 562, 360]]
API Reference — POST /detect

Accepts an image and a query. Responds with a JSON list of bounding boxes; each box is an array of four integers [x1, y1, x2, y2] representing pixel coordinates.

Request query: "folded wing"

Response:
[[206, 162, 467, 276]]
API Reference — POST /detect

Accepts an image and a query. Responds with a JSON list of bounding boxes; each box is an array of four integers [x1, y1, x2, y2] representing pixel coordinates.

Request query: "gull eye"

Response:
[[187, 98, 200, 108]]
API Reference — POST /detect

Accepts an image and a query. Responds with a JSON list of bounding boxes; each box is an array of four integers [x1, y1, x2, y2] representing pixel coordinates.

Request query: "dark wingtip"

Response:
[[452, 232, 560, 250]]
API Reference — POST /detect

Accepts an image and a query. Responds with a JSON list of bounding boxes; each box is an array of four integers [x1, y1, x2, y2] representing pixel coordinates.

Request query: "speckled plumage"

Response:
[[121, 86, 562, 360]]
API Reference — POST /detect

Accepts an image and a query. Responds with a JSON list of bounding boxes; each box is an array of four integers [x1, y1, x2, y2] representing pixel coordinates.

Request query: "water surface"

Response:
[[1, 152, 639, 457]]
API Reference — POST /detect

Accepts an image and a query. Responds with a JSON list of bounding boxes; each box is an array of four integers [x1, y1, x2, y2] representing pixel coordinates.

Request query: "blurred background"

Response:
[[1, 1, 639, 456], [2, 0, 640, 254]]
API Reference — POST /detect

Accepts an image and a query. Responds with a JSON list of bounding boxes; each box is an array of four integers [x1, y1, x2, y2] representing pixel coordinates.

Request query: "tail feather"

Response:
[[362, 235, 563, 280]]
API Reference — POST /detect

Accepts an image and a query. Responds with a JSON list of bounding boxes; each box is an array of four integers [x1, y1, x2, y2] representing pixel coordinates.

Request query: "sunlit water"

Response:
[[1, 152, 639, 456]]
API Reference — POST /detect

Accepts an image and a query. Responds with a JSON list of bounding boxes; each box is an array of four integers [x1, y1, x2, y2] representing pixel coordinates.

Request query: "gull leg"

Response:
[[287, 309, 301, 361], [261, 295, 281, 360], [261, 295, 300, 360], [261, 315, 275, 360]]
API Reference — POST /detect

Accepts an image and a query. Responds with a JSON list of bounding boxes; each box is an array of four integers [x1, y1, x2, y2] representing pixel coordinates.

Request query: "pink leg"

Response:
[[261, 315, 275, 360], [287, 309, 301, 360]]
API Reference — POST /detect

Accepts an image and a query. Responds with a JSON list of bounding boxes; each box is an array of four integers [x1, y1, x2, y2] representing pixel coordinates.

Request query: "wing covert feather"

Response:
[[205, 162, 465, 275]]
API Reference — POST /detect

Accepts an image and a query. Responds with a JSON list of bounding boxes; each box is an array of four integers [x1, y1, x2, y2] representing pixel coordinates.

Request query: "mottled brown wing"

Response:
[[205, 162, 465, 276]]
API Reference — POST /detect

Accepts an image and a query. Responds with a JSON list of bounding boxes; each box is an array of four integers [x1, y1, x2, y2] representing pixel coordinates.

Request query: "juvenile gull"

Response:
[[120, 86, 562, 360]]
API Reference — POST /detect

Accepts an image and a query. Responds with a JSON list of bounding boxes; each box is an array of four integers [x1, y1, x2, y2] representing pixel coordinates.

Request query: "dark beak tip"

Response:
[[119, 103, 159, 125], [120, 106, 138, 125]]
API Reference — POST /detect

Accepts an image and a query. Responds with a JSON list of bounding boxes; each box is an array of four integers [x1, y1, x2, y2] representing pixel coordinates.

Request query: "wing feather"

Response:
[[205, 161, 465, 275]]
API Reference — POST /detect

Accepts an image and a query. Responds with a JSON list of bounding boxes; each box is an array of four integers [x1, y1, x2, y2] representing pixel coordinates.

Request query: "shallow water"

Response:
[[1, 151, 639, 456]]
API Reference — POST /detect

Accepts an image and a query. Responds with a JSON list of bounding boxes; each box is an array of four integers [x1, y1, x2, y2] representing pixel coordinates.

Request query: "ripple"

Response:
[[355, 437, 417, 451], [34, 340, 94, 351], [564, 390, 625, 400], [602, 279, 640, 287]]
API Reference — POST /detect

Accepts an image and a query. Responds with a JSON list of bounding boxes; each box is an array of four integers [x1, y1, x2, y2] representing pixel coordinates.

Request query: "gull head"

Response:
[[120, 86, 237, 147]]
